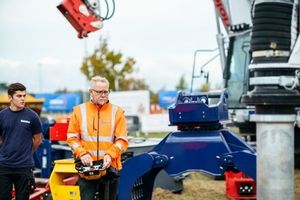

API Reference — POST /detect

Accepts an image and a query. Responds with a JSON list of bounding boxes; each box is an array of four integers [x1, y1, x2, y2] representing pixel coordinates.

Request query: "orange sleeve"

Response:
[[105, 107, 128, 159], [66, 106, 88, 158]]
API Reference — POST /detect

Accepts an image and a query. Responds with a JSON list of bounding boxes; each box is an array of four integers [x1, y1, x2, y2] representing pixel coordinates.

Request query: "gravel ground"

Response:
[[152, 170, 300, 200]]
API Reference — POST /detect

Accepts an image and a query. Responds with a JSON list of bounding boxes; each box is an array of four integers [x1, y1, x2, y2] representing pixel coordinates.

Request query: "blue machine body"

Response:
[[168, 90, 228, 124], [119, 90, 256, 200], [152, 130, 255, 178]]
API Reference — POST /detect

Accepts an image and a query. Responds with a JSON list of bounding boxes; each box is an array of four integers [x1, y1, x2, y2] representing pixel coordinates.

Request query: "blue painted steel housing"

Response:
[[168, 90, 229, 124], [118, 90, 256, 200], [151, 130, 256, 179]]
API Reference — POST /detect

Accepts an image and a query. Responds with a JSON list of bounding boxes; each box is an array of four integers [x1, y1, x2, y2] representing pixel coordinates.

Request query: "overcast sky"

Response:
[[0, 0, 223, 93]]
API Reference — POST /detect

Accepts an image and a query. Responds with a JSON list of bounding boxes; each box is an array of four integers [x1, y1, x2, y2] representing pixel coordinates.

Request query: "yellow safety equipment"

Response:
[[48, 159, 80, 200]]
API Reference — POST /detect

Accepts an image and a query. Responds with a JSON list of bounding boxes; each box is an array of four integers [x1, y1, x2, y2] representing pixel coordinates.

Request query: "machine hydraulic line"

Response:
[[118, 90, 257, 200]]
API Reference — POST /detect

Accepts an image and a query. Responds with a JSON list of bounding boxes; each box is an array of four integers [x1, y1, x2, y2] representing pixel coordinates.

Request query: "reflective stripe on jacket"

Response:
[[67, 101, 128, 170]]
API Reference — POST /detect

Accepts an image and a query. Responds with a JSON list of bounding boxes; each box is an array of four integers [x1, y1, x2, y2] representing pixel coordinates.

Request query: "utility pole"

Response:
[[38, 63, 43, 92]]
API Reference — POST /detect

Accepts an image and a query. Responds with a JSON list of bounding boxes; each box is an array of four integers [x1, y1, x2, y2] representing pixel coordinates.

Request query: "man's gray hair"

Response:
[[90, 76, 110, 88]]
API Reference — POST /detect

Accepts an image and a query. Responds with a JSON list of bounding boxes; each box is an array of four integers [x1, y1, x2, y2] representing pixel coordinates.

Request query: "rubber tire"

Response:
[[251, 37, 291, 45], [252, 24, 291, 32], [254, 11, 292, 20], [252, 31, 291, 39], [253, 18, 291, 26], [255, 4, 292, 13]]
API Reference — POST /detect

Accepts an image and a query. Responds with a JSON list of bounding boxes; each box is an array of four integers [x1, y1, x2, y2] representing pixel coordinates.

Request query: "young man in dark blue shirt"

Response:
[[0, 83, 42, 200]]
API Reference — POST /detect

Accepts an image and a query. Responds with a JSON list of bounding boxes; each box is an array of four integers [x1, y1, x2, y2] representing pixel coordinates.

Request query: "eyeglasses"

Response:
[[91, 89, 110, 95]]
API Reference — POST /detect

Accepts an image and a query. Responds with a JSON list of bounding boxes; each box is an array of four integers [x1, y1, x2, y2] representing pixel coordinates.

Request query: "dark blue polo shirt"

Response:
[[0, 107, 42, 168]]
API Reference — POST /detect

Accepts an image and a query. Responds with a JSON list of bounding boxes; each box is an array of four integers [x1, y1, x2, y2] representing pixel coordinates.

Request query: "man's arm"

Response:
[[67, 107, 90, 164], [32, 133, 42, 151], [105, 108, 128, 168]]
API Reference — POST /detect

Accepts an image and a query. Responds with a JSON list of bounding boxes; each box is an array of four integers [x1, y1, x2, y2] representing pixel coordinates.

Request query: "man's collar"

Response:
[[90, 100, 109, 110]]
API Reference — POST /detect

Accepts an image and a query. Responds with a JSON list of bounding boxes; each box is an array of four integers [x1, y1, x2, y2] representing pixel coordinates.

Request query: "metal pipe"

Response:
[[253, 115, 295, 200], [214, 11, 226, 72], [190, 48, 218, 93]]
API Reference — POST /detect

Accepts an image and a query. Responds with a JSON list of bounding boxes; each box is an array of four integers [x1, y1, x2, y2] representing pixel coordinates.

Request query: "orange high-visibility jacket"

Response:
[[67, 101, 128, 170]]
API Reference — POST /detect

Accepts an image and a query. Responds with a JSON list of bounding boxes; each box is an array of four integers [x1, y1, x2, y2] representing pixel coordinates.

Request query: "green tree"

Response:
[[80, 37, 148, 91], [119, 78, 148, 91], [175, 75, 188, 90], [0, 82, 7, 88], [0, 82, 8, 93]]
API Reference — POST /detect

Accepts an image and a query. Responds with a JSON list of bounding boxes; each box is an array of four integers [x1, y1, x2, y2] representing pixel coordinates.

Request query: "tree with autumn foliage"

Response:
[[80, 37, 148, 91], [175, 75, 188, 91]]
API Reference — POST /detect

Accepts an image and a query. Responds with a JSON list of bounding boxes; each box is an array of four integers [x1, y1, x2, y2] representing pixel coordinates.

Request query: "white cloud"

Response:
[[38, 57, 61, 66], [0, 58, 21, 69]]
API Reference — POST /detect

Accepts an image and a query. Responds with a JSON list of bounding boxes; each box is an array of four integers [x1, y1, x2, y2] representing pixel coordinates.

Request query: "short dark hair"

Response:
[[7, 83, 26, 96]]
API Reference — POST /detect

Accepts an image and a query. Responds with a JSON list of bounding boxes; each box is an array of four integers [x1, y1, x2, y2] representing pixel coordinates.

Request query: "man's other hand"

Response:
[[102, 154, 112, 169], [80, 153, 93, 166]]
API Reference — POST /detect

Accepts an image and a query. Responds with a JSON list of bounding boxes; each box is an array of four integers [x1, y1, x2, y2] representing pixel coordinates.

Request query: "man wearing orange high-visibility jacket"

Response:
[[67, 76, 128, 200]]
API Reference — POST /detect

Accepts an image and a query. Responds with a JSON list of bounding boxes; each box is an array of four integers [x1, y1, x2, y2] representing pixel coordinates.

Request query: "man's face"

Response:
[[89, 81, 109, 106], [9, 90, 26, 110]]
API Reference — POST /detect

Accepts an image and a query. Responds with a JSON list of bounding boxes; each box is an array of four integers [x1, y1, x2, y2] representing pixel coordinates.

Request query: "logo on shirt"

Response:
[[20, 120, 30, 124]]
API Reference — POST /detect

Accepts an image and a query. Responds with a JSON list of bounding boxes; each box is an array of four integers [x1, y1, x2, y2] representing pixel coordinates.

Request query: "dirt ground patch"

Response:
[[152, 170, 300, 200]]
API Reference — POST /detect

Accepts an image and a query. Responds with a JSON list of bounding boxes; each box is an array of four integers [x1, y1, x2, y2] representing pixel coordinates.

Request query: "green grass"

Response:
[[144, 132, 169, 138]]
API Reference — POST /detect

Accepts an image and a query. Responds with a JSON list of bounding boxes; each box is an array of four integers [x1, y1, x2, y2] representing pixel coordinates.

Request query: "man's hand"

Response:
[[80, 153, 93, 166], [32, 133, 42, 152], [102, 154, 112, 169]]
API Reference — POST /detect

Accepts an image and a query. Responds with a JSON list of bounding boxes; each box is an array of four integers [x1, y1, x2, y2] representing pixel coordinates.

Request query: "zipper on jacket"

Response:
[[97, 110, 100, 160]]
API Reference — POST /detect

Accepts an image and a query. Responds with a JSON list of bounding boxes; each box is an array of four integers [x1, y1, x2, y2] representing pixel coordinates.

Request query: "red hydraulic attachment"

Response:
[[49, 117, 70, 141], [57, 0, 103, 38], [50, 122, 69, 141], [225, 171, 256, 199]]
